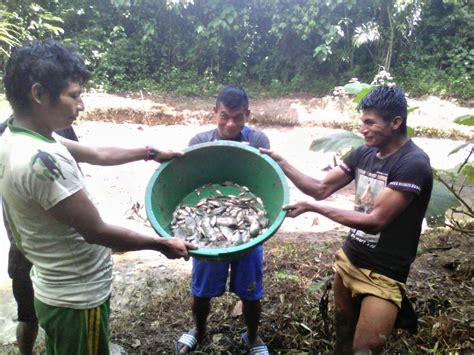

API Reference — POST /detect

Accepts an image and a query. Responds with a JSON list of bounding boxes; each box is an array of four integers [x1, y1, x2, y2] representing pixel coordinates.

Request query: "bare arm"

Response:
[[285, 187, 414, 234], [62, 139, 183, 166], [260, 148, 353, 200], [48, 189, 196, 259]]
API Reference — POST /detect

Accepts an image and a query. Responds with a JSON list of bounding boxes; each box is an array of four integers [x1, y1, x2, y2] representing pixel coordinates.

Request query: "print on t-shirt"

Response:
[[30, 150, 66, 182], [350, 168, 387, 247]]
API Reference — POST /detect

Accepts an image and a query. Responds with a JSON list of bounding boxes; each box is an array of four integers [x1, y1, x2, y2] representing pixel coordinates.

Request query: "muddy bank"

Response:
[[80, 93, 474, 140]]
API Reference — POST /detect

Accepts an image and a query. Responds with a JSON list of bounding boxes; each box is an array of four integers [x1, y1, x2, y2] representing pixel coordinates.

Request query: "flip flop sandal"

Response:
[[176, 332, 198, 354], [241, 332, 270, 355]]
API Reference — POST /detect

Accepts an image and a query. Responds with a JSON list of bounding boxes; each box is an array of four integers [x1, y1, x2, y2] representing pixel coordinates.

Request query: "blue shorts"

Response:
[[192, 245, 264, 301]]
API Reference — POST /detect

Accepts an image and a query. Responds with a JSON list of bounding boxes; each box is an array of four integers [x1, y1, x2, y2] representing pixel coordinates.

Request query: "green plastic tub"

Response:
[[145, 141, 289, 261]]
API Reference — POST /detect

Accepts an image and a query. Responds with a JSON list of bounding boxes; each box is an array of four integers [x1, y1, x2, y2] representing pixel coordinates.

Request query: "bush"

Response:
[[395, 62, 474, 101]]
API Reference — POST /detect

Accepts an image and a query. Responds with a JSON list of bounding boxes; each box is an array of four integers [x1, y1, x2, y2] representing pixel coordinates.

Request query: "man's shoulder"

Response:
[[5, 133, 65, 164], [1, 135, 36, 183], [382, 140, 433, 190], [394, 140, 431, 167], [349, 144, 375, 160], [189, 128, 218, 145], [246, 127, 270, 149], [405, 140, 430, 158], [247, 127, 268, 139], [55, 126, 79, 141]]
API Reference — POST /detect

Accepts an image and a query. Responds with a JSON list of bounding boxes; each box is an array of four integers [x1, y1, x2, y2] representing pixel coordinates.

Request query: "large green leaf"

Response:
[[426, 180, 460, 227], [461, 161, 474, 184], [454, 115, 474, 126], [448, 142, 470, 156], [352, 87, 375, 105], [0, 10, 22, 51], [343, 83, 373, 95], [309, 276, 331, 293], [309, 132, 364, 154], [407, 106, 419, 114]]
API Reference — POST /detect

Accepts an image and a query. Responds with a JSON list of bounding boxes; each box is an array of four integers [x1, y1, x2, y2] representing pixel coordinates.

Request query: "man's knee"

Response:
[[353, 332, 388, 353], [335, 310, 356, 343], [334, 309, 348, 327]]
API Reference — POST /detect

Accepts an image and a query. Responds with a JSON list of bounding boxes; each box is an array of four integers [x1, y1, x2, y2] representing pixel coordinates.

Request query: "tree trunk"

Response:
[[384, 1, 394, 71]]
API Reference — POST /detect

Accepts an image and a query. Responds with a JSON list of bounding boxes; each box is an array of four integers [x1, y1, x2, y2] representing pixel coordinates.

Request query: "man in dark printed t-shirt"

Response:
[[262, 86, 433, 354]]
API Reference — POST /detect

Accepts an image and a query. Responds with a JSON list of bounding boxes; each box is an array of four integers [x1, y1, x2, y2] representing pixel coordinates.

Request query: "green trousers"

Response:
[[34, 298, 110, 355]]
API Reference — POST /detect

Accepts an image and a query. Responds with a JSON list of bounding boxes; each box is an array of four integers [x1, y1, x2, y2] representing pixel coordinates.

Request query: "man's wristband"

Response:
[[145, 145, 156, 161]]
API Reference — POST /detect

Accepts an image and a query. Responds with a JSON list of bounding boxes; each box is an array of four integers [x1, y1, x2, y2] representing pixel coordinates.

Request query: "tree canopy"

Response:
[[0, 0, 472, 98]]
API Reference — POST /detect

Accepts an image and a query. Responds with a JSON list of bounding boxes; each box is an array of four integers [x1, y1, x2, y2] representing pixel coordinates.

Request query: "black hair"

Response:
[[216, 85, 249, 111], [359, 86, 408, 134], [3, 39, 91, 113]]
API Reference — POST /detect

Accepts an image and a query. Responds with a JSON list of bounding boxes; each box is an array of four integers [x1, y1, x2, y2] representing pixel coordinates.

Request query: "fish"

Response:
[[170, 182, 269, 248]]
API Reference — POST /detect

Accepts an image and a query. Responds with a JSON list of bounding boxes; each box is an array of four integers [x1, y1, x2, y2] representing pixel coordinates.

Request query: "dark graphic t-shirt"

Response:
[[339, 140, 433, 282]]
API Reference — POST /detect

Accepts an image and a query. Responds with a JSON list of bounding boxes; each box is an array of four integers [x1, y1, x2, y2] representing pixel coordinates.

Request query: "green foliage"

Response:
[[454, 115, 474, 126], [0, 9, 22, 56], [0, 0, 471, 97], [351, 86, 375, 105], [159, 68, 219, 96], [449, 142, 470, 156], [309, 131, 363, 155], [309, 276, 331, 293], [395, 1, 474, 100], [433, 163, 473, 234], [0, 2, 64, 63], [425, 180, 461, 227], [344, 83, 373, 95], [396, 62, 474, 100], [461, 161, 474, 185], [430, 114, 473, 234], [25, 4, 64, 38], [274, 270, 300, 282]]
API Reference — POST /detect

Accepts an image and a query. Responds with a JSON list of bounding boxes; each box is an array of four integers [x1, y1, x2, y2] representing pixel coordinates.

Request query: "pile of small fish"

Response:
[[171, 183, 268, 248]]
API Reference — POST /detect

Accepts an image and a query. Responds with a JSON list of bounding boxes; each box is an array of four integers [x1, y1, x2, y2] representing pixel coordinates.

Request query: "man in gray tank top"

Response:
[[176, 85, 270, 355]]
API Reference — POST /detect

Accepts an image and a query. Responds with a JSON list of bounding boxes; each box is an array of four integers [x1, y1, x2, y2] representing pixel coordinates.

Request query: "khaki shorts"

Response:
[[334, 249, 405, 309]]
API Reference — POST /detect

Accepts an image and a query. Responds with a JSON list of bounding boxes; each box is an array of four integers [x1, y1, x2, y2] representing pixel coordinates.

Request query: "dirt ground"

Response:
[[0, 93, 472, 353]]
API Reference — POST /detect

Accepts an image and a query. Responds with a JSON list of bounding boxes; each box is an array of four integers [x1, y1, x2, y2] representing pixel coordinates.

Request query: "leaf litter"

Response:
[[109, 228, 473, 353]]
